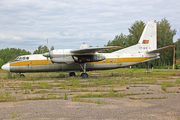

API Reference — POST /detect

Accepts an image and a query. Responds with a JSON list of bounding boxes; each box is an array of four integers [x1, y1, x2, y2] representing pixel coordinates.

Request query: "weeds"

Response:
[[11, 111, 15, 118], [7, 72, 15, 79], [64, 92, 68, 100], [129, 96, 168, 100], [162, 81, 175, 91], [59, 73, 66, 78], [18, 110, 20, 117], [74, 92, 124, 98], [0, 92, 17, 102], [72, 97, 106, 104]]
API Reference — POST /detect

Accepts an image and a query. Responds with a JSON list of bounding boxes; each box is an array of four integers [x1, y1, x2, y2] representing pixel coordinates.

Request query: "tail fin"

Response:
[[113, 21, 157, 53], [79, 42, 88, 49], [138, 21, 157, 51]]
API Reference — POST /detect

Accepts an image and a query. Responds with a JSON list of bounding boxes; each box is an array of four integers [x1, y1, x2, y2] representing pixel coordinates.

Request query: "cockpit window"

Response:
[[15, 56, 30, 60]]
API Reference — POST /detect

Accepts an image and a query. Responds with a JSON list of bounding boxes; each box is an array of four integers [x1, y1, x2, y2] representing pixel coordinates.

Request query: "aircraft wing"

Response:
[[147, 45, 174, 53], [71, 46, 122, 53]]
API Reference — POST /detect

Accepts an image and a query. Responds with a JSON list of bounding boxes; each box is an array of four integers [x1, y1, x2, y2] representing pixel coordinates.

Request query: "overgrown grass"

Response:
[[72, 97, 106, 104], [1, 68, 180, 104], [129, 96, 168, 100], [0, 91, 17, 102], [74, 91, 124, 98], [162, 81, 175, 91]]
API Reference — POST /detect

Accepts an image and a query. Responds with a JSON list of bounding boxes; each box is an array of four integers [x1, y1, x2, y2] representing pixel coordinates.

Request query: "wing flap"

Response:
[[71, 46, 122, 53], [147, 45, 174, 53]]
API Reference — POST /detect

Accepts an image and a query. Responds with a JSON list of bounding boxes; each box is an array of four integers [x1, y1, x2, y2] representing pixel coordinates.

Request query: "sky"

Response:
[[0, 0, 180, 53]]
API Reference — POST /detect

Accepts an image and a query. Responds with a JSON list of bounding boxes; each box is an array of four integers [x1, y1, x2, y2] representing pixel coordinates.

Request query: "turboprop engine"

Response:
[[43, 49, 75, 64], [43, 49, 106, 64]]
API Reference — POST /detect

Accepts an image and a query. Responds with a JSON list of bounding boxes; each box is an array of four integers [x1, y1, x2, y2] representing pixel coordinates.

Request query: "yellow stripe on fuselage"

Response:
[[10, 57, 150, 66], [10, 60, 55, 66]]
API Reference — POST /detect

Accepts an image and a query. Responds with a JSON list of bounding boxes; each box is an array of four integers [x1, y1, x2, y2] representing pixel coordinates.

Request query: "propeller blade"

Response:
[[47, 57, 49, 64]]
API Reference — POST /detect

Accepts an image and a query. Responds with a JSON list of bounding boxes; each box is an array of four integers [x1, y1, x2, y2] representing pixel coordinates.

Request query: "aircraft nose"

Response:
[[1, 63, 10, 72]]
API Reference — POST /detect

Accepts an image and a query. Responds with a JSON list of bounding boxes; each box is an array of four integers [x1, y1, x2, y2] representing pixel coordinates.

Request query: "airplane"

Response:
[[1, 21, 174, 78]]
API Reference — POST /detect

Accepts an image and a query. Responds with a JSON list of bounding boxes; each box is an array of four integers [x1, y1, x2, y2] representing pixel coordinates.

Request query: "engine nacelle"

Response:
[[44, 49, 105, 64], [49, 49, 75, 64]]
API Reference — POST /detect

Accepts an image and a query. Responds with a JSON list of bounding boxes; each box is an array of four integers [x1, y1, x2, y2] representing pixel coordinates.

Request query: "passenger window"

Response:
[[27, 57, 29, 60], [23, 57, 25, 60]]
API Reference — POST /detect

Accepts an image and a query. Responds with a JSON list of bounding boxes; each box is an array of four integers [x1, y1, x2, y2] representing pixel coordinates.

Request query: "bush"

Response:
[[175, 64, 179, 69]]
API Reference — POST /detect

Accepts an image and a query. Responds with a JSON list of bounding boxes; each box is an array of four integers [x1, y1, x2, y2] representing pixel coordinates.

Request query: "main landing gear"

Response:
[[80, 63, 89, 78], [68, 63, 89, 78]]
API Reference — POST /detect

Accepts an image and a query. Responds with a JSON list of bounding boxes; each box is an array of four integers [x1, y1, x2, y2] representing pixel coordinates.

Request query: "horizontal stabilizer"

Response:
[[147, 45, 174, 53], [71, 46, 122, 53]]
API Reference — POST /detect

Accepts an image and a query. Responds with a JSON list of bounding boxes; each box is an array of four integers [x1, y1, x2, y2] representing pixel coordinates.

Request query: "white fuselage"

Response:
[[1, 49, 159, 73]]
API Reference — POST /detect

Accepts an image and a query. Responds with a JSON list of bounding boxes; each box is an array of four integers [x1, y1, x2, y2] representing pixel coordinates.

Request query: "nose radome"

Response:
[[1, 63, 10, 72]]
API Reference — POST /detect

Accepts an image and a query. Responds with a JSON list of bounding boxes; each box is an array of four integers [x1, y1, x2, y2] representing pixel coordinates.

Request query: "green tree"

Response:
[[103, 33, 127, 53], [50, 46, 54, 51], [104, 18, 176, 68], [175, 38, 180, 60], [33, 45, 55, 54], [33, 45, 49, 54], [0, 59, 4, 68], [127, 20, 145, 46], [0, 48, 31, 67], [155, 18, 176, 67]]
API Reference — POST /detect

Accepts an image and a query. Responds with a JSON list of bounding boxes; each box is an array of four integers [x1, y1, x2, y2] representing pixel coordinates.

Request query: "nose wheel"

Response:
[[69, 72, 76, 77], [19, 73, 25, 77]]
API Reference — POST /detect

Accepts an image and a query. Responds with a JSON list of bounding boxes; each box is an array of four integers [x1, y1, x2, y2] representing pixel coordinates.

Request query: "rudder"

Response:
[[138, 21, 157, 51]]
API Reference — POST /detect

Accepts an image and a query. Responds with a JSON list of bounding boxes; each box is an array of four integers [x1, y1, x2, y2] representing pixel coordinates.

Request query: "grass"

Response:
[[0, 91, 17, 102], [129, 96, 168, 100], [71, 97, 106, 104], [11, 111, 15, 118], [64, 92, 68, 100], [162, 81, 175, 91], [0, 68, 180, 103], [73, 91, 124, 98]]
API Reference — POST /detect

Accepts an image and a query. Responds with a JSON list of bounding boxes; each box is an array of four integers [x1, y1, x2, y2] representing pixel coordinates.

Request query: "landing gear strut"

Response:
[[145, 62, 150, 73], [79, 63, 88, 78]]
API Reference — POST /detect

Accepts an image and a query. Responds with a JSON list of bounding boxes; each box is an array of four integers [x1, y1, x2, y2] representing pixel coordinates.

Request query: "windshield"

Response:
[[15, 56, 29, 60]]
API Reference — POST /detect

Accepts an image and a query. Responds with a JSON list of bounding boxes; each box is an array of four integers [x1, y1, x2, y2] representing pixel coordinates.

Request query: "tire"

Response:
[[81, 73, 88, 78], [69, 72, 76, 76]]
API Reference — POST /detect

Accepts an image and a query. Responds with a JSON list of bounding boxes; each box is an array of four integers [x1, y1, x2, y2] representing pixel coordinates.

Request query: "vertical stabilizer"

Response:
[[80, 42, 88, 49], [113, 21, 157, 53], [138, 21, 157, 50]]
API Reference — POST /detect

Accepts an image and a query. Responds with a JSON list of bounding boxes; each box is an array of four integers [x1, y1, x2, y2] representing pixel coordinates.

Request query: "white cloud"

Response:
[[0, 0, 180, 52]]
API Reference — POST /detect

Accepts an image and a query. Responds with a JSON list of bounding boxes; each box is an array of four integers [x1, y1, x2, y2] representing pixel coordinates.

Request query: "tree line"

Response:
[[0, 18, 179, 68], [104, 18, 178, 68]]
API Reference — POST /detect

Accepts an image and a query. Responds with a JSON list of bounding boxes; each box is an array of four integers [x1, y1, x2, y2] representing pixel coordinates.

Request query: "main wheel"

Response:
[[69, 72, 76, 77], [81, 73, 88, 78]]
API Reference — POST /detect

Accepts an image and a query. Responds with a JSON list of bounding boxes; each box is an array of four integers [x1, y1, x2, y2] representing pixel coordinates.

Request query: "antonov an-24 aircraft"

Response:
[[1, 21, 174, 78]]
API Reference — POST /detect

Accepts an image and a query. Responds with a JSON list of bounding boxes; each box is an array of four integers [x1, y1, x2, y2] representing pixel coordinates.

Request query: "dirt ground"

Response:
[[0, 71, 180, 120], [0, 93, 180, 120]]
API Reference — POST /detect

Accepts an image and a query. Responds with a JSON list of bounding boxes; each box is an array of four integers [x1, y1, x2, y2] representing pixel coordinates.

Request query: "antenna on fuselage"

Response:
[[43, 39, 50, 65], [47, 39, 49, 64]]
